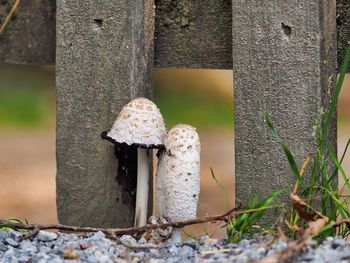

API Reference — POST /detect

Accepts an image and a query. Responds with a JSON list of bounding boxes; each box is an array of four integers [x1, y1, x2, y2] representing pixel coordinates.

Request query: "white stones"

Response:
[[156, 124, 200, 222], [37, 231, 57, 242], [107, 97, 166, 147]]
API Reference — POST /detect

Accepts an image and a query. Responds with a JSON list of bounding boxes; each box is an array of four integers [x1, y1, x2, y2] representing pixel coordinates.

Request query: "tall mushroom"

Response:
[[156, 124, 200, 242], [101, 98, 166, 227]]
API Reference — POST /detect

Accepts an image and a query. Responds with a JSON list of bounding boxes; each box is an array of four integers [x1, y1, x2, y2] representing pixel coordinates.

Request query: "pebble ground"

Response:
[[1, 229, 350, 262]]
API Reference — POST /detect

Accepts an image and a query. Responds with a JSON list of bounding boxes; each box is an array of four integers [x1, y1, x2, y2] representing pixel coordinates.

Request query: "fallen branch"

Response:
[[0, 208, 236, 237]]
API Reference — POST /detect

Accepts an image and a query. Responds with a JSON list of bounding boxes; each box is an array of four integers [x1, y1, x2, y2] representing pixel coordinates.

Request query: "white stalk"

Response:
[[171, 228, 182, 243], [134, 148, 149, 227]]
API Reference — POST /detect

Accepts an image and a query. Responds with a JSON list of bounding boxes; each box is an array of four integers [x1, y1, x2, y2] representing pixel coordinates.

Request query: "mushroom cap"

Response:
[[106, 98, 166, 147], [156, 124, 200, 221]]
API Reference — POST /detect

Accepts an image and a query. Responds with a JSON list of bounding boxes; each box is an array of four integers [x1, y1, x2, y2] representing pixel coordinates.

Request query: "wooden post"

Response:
[[337, 0, 350, 69], [154, 0, 232, 69], [56, 0, 154, 227], [232, 1, 337, 207], [0, 0, 55, 64]]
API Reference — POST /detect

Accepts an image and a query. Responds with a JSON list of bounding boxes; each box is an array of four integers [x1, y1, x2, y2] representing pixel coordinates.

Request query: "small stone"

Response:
[[5, 238, 18, 247], [331, 237, 347, 249], [326, 236, 334, 242], [180, 245, 194, 255], [239, 239, 250, 249], [256, 246, 266, 256], [39, 246, 52, 253], [32, 251, 51, 262], [228, 247, 243, 256], [37, 230, 57, 242], [48, 257, 64, 263], [9, 230, 22, 240], [134, 251, 145, 258], [148, 248, 160, 258], [120, 235, 137, 244], [216, 239, 228, 246], [0, 242, 7, 252], [99, 255, 113, 263], [182, 239, 198, 250], [203, 238, 218, 246], [87, 255, 97, 262], [89, 231, 106, 241], [3, 255, 19, 263], [0, 230, 9, 239], [299, 250, 315, 262], [225, 242, 239, 249], [138, 237, 147, 244], [107, 246, 116, 254], [20, 239, 37, 253], [166, 243, 180, 254], [94, 251, 112, 263], [200, 235, 210, 244], [272, 240, 288, 250]]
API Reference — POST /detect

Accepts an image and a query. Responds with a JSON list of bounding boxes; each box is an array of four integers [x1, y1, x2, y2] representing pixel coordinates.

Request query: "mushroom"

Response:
[[101, 97, 166, 227], [156, 124, 200, 242]]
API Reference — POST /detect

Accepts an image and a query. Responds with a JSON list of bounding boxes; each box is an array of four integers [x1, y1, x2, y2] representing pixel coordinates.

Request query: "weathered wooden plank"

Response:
[[0, 0, 55, 64], [0, 0, 349, 70], [0, 0, 232, 68], [337, 0, 350, 68], [56, 0, 154, 227], [233, 0, 337, 208], [154, 0, 232, 69]]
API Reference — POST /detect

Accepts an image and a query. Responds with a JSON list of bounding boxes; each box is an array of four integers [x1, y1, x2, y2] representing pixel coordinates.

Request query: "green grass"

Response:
[[154, 86, 233, 130], [265, 44, 350, 239], [0, 88, 50, 127], [227, 189, 285, 242], [209, 168, 284, 242], [0, 65, 54, 128], [0, 218, 27, 232]]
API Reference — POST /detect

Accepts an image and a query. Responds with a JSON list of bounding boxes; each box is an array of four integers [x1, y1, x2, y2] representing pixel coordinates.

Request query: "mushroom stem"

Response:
[[134, 148, 149, 227], [171, 228, 182, 243]]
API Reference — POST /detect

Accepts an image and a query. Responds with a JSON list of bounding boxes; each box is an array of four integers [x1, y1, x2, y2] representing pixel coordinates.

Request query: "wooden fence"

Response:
[[0, 0, 348, 227]]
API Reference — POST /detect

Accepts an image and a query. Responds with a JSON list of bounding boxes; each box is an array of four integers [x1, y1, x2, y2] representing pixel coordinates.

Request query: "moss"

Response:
[[157, 0, 194, 29]]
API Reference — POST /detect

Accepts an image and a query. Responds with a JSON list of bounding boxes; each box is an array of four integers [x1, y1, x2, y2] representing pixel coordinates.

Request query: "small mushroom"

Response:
[[156, 124, 200, 242], [101, 97, 166, 227]]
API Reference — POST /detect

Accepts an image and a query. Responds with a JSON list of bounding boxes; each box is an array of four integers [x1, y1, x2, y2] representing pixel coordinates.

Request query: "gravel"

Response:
[[1, 230, 350, 262]]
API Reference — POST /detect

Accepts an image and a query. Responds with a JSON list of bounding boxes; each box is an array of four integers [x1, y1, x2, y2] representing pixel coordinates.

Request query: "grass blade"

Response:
[[210, 167, 229, 209], [264, 112, 306, 189], [320, 45, 350, 144]]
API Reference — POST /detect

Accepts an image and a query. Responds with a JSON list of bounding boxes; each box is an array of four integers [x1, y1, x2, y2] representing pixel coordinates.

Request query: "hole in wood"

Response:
[[93, 19, 103, 28], [281, 22, 292, 37]]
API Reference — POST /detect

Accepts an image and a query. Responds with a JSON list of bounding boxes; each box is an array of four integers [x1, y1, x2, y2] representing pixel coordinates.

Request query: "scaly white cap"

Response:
[[156, 124, 200, 221], [104, 98, 166, 148]]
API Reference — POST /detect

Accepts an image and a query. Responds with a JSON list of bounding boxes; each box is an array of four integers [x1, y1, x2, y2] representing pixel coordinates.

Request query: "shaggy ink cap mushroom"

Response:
[[156, 124, 200, 222], [101, 97, 166, 227], [101, 97, 166, 149]]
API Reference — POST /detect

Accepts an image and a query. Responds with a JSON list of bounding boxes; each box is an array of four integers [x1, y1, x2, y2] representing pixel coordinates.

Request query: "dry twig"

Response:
[[0, 0, 20, 34], [0, 208, 236, 237]]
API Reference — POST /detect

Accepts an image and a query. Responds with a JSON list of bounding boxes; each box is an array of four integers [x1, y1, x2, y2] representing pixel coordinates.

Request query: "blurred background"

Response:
[[0, 65, 349, 238]]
